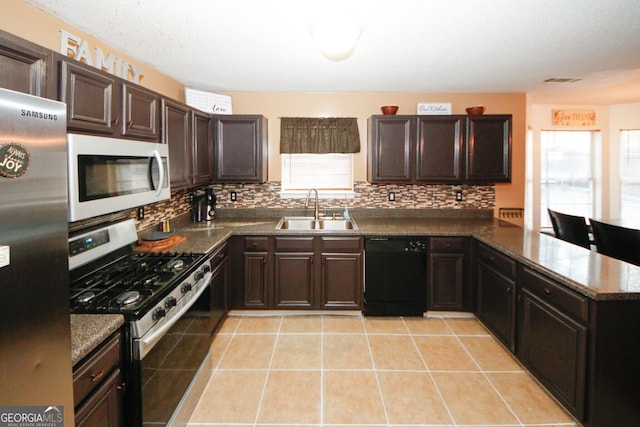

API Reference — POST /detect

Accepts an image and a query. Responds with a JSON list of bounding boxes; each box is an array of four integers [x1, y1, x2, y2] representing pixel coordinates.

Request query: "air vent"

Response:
[[543, 77, 582, 83]]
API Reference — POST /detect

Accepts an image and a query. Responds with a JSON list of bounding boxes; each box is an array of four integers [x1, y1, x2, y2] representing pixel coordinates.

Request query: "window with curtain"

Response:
[[620, 130, 640, 219], [540, 130, 596, 228], [280, 117, 359, 197]]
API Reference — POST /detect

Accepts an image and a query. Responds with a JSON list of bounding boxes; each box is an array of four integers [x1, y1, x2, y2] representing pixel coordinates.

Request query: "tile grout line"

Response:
[[405, 316, 458, 427], [445, 318, 525, 427], [252, 315, 284, 427], [362, 317, 392, 427]]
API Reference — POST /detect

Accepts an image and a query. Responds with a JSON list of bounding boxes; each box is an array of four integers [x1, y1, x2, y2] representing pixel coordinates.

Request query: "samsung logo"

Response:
[[21, 109, 58, 121]]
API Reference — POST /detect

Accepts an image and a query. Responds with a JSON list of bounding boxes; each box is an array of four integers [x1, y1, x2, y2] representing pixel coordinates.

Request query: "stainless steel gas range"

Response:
[[69, 219, 217, 427]]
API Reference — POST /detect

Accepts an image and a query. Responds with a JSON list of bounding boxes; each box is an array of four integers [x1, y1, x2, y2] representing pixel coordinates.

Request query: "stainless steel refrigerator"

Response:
[[0, 88, 74, 427]]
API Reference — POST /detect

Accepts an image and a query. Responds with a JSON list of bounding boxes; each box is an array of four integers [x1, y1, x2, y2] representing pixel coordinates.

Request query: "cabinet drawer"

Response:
[[244, 237, 269, 251], [430, 237, 465, 252], [73, 332, 121, 407], [275, 236, 314, 251], [477, 243, 517, 279], [520, 266, 589, 323], [320, 236, 362, 252], [210, 242, 228, 271]]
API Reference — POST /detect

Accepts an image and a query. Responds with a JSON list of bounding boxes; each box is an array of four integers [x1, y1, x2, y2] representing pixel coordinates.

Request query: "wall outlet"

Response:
[[137, 206, 145, 220], [388, 192, 395, 201], [230, 191, 237, 202], [455, 191, 463, 202]]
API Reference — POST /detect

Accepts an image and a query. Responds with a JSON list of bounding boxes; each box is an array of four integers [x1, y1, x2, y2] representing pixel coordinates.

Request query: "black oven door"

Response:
[[131, 284, 212, 427]]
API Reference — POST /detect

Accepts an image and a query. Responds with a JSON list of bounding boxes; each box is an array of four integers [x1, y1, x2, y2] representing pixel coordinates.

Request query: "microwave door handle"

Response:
[[152, 149, 164, 197]]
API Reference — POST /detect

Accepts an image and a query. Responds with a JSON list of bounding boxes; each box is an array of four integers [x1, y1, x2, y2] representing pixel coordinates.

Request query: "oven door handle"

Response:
[[138, 271, 212, 358]]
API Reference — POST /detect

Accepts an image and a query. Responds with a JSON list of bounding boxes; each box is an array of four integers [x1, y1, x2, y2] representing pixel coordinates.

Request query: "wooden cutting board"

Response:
[[134, 235, 187, 253]]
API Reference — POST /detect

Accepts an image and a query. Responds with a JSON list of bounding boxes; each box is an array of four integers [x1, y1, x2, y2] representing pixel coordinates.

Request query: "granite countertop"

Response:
[[71, 211, 640, 366], [70, 314, 125, 366]]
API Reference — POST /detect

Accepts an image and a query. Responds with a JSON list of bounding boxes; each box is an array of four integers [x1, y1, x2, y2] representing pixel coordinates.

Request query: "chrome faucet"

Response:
[[305, 188, 320, 222]]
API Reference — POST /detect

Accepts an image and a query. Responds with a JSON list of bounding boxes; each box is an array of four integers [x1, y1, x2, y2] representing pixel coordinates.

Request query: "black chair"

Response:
[[547, 209, 592, 249], [589, 219, 640, 266]]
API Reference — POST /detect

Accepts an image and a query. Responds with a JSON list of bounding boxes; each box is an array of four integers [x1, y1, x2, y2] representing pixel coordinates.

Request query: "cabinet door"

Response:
[[0, 31, 49, 97], [213, 115, 267, 183], [367, 115, 415, 183], [321, 253, 362, 309], [210, 259, 228, 334], [465, 115, 511, 182], [476, 260, 516, 351], [429, 253, 465, 310], [192, 110, 214, 186], [61, 60, 117, 134], [243, 252, 268, 308], [519, 289, 587, 419], [416, 116, 465, 182], [121, 83, 158, 140], [162, 99, 192, 188], [274, 253, 314, 308], [75, 368, 123, 427]]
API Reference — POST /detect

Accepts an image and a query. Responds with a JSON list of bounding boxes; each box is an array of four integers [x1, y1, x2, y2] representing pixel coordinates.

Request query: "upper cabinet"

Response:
[[161, 98, 192, 189], [58, 57, 159, 141], [368, 114, 512, 184], [212, 115, 268, 183], [0, 30, 51, 98]]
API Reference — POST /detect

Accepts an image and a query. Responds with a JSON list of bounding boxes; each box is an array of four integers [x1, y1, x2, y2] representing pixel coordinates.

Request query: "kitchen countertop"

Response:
[[70, 313, 125, 366], [71, 211, 640, 367], [161, 213, 640, 301]]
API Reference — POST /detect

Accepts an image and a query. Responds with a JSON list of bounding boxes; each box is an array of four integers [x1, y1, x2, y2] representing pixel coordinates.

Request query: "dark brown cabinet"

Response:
[[0, 29, 51, 98], [474, 242, 517, 351], [428, 237, 469, 310], [162, 99, 192, 189], [192, 110, 214, 186], [60, 58, 159, 140], [368, 114, 511, 184], [517, 266, 588, 420], [209, 243, 229, 334], [213, 115, 268, 183], [320, 237, 363, 309], [274, 237, 315, 308], [73, 331, 124, 427], [231, 235, 363, 310], [465, 115, 511, 182]]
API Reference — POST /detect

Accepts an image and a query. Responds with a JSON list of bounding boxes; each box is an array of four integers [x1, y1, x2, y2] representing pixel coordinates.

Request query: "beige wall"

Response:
[[2, 0, 527, 217], [225, 91, 527, 215]]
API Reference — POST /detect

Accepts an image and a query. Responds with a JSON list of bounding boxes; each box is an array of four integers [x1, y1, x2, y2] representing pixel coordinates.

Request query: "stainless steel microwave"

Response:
[[67, 133, 170, 222]]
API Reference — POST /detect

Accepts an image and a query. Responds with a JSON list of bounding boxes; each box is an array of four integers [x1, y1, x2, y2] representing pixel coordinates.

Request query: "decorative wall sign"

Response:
[[185, 88, 233, 114], [0, 142, 31, 178], [417, 103, 452, 115], [552, 109, 596, 126]]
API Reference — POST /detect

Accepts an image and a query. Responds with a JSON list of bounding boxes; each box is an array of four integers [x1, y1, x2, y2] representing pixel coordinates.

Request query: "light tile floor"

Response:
[[188, 314, 580, 427]]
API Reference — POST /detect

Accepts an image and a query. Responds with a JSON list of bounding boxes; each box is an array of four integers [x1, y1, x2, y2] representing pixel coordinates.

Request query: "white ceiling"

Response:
[[25, 0, 640, 104]]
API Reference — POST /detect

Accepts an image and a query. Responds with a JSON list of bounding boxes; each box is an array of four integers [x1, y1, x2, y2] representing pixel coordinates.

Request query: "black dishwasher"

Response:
[[364, 237, 428, 316]]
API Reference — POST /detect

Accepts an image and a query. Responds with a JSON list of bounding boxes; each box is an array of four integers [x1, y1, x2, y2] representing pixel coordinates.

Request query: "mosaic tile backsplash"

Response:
[[131, 181, 495, 231]]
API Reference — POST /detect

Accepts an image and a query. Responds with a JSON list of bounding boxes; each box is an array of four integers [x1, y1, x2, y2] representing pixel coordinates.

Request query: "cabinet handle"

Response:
[[506, 287, 512, 294], [544, 288, 551, 295], [112, 117, 120, 126], [90, 370, 105, 382], [127, 119, 134, 128], [116, 382, 126, 391], [218, 253, 226, 260]]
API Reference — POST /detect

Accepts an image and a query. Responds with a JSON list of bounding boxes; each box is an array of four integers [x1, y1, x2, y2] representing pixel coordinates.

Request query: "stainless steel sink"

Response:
[[275, 216, 357, 231]]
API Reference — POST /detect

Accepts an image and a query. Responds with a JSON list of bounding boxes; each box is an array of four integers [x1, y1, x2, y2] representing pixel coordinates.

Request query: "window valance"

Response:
[[280, 117, 360, 154]]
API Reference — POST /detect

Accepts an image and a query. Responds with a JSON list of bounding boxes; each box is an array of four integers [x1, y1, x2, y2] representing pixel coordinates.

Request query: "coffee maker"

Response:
[[190, 188, 217, 222]]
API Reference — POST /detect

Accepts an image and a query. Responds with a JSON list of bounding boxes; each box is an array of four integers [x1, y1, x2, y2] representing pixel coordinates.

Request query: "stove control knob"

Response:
[[203, 264, 211, 273], [181, 282, 192, 293], [165, 296, 177, 308], [194, 270, 204, 281], [153, 307, 166, 320]]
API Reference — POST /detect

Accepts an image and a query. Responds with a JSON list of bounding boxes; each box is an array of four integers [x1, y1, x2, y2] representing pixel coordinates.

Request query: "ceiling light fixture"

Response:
[[310, 13, 362, 61]]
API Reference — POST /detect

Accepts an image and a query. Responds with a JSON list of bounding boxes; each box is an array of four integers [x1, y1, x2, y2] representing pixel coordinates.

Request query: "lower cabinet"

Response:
[[209, 242, 229, 333], [517, 265, 588, 421], [428, 237, 469, 311], [73, 331, 124, 427], [231, 235, 363, 310], [474, 242, 517, 352]]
